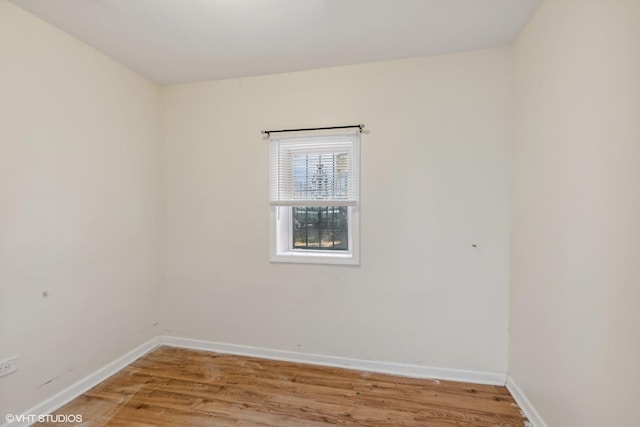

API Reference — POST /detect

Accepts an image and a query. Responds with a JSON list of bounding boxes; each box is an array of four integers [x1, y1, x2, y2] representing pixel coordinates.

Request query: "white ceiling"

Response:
[[10, 0, 541, 85]]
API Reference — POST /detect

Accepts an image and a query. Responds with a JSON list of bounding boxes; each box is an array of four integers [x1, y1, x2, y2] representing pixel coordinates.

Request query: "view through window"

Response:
[[292, 206, 348, 250], [292, 152, 348, 251]]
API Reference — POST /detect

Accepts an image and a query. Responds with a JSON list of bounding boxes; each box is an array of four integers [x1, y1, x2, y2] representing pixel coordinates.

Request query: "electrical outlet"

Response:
[[0, 356, 18, 377]]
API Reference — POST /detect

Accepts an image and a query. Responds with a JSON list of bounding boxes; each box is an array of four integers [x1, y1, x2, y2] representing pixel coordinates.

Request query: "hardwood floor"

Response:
[[37, 346, 528, 426]]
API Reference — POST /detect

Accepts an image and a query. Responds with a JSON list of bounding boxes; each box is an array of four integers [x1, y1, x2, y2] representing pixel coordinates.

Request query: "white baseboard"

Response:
[[160, 335, 507, 385], [4, 337, 159, 427], [506, 375, 548, 427]]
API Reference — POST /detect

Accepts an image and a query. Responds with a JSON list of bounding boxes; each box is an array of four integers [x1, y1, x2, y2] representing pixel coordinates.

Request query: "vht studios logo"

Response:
[[5, 414, 83, 424]]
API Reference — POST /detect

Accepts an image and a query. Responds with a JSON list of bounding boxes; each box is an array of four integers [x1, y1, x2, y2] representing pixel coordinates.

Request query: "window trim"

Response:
[[268, 129, 360, 265]]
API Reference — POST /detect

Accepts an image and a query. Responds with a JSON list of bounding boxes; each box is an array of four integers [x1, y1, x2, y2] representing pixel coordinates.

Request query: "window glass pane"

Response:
[[292, 152, 349, 201], [292, 206, 348, 251]]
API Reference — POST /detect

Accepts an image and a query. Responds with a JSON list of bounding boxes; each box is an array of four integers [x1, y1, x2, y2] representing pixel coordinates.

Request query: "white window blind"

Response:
[[269, 131, 360, 207]]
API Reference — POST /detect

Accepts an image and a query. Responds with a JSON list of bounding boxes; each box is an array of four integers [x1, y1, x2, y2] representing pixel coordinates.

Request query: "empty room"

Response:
[[1, 0, 638, 426]]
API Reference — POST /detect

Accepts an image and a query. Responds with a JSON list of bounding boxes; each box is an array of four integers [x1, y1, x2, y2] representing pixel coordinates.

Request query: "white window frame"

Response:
[[269, 130, 360, 265]]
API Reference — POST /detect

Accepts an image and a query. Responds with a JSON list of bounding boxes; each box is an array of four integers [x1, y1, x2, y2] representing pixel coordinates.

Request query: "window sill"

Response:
[[270, 251, 359, 266]]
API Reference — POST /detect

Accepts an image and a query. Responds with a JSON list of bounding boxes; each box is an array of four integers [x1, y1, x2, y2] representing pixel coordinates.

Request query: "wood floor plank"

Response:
[[35, 346, 528, 426]]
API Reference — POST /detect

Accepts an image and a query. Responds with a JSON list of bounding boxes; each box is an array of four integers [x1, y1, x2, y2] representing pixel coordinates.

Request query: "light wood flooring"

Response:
[[37, 346, 528, 426]]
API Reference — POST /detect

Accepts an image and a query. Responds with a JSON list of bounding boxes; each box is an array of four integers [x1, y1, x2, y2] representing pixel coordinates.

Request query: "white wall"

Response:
[[160, 49, 512, 374], [510, 0, 640, 426], [0, 1, 161, 417]]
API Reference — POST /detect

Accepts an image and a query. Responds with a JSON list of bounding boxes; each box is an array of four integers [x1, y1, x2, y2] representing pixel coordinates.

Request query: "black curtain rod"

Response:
[[261, 124, 364, 136]]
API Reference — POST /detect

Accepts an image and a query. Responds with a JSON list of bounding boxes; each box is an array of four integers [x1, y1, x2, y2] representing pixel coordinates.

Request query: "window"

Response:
[[269, 130, 360, 265]]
